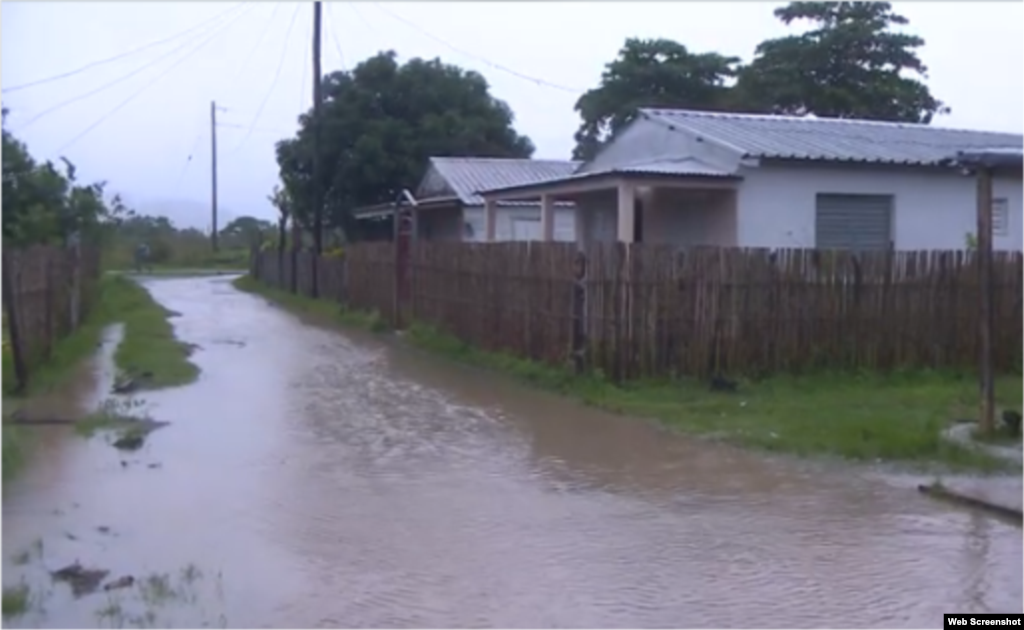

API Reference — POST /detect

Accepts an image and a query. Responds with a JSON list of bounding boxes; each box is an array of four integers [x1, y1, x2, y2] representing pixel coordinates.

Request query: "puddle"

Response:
[[2, 276, 1020, 628]]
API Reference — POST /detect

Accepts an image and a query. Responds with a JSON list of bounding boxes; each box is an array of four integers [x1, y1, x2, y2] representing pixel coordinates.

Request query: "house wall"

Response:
[[463, 205, 576, 242], [735, 163, 1024, 251]]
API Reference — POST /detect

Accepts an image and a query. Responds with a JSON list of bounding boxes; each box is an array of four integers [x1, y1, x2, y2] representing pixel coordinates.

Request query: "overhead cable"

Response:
[[20, 4, 249, 130], [56, 4, 257, 154], [369, 2, 585, 94], [324, 3, 348, 71], [230, 4, 302, 155], [3, 3, 246, 94]]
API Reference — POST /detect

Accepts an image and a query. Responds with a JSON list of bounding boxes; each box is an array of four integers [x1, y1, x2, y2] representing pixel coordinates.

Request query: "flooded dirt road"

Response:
[[4, 276, 1021, 628]]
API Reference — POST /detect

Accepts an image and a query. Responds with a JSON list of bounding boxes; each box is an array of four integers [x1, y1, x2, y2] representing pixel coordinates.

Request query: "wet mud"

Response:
[[3, 275, 1021, 628]]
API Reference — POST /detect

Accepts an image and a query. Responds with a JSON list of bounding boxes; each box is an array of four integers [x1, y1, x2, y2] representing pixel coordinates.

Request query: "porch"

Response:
[[478, 168, 742, 246]]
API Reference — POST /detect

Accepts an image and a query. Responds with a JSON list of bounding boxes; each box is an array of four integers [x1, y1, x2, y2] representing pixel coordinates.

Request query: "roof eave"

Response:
[[951, 149, 1024, 170], [479, 169, 739, 199]]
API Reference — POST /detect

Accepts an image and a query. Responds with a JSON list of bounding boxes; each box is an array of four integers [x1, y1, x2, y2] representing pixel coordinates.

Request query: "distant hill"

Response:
[[124, 198, 222, 232]]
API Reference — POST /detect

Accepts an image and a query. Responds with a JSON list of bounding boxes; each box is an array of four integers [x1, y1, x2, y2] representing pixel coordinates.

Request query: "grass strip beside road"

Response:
[[3, 275, 198, 482], [233, 274, 1021, 472], [3, 280, 115, 482], [105, 275, 199, 389], [232, 275, 388, 332]]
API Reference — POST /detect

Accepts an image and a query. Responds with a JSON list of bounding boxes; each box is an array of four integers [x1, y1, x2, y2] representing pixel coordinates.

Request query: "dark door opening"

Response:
[[633, 198, 644, 243]]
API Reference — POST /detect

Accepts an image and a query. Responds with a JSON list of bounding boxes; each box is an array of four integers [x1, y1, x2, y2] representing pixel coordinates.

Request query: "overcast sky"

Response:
[[3, 1, 1022, 228]]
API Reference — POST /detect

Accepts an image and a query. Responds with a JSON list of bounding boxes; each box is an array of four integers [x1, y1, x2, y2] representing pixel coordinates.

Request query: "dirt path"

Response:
[[3, 275, 1021, 628]]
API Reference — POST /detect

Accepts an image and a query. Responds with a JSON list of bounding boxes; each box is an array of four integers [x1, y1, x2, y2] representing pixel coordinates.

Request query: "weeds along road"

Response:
[[3, 275, 1021, 628]]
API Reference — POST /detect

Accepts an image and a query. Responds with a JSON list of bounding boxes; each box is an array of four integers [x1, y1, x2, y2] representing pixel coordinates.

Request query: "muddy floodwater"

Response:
[[3, 276, 1021, 628]]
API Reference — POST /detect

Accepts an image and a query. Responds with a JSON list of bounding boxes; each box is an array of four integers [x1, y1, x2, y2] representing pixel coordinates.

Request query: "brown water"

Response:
[[3, 276, 1021, 628]]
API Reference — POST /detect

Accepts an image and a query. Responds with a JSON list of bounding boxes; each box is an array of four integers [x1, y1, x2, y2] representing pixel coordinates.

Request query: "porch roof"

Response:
[[352, 195, 460, 221], [477, 157, 739, 201]]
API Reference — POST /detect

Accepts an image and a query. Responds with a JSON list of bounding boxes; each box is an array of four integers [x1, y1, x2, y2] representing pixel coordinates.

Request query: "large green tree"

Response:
[[736, 2, 949, 122], [2, 108, 120, 246], [219, 215, 274, 248], [277, 51, 535, 239], [572, 38, 742, 161]]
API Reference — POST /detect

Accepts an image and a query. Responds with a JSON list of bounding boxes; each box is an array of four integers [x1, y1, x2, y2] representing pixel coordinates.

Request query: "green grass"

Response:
[[407, 322, 1021, 472], [103, 275, 200, 389], [3, 275, 198, 482], [74, 397, 152, 437], [2, 426, 30, 482], [232, 275, 387, 332], [3, 278, 117, 482], [2, 584, 30, 618], [102, 245, 250, 274], [234, 273, 1021, 472], [972, 424, 1023, 446]]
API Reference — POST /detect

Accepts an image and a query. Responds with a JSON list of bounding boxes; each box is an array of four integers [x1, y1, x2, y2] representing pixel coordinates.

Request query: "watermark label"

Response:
[[945, 614, 1024, 629]]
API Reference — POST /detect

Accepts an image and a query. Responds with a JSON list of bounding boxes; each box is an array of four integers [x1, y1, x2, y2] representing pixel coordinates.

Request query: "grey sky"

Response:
[[3, 1, 1022, 228]]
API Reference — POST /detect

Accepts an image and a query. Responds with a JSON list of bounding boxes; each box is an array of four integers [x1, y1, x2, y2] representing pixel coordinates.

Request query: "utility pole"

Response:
[[976, 165, 995, 434], [210, 100, 219, 252], [311, 1, 324, 296]]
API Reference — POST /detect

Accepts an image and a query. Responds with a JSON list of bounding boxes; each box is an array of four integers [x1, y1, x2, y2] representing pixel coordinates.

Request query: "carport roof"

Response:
[[426, 157, 580, 206]]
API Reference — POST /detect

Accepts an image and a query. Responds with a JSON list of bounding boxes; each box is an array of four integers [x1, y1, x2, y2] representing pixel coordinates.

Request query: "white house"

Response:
[[354, 157, 580, 242], [478, 109, 1024, 252]]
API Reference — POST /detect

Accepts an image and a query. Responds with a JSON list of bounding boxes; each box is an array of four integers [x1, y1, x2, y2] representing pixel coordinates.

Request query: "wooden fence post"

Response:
[[2, 251, 28, 393], [43, 254, 54, 360], [571, 249, 588, 374]]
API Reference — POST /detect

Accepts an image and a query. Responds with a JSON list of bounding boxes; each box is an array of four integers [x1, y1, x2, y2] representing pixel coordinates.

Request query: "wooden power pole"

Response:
[[976, 166, 995, 434], [311, 1, 324, 298], [210, 100, 220, 252]]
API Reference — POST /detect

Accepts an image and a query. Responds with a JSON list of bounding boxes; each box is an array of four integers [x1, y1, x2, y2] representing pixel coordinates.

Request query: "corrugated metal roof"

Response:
[[476, 157, 735, 198], [954, 147, 1024, 169], [427, 157, 580, 206], [609, 157, 733, 178], [641, 109, 1023, 166]]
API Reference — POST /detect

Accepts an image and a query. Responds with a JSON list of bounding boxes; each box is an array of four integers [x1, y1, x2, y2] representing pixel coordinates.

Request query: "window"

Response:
[[992, 198, 1010, 237]]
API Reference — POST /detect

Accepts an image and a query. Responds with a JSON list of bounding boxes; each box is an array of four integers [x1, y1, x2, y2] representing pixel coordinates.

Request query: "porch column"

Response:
[[540, 194, 555, 241], [616, 181, 636, 242], [484, 198, 497, 242], [574, 204, 586, 250]]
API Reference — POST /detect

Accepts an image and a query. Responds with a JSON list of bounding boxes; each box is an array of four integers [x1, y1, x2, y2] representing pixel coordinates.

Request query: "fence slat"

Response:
[[251, 243, 1024, 380]]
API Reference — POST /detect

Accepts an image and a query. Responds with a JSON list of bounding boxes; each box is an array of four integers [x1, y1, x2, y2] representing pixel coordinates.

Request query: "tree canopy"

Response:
[[736, 2, 949, 122], [219, 215, 274, 248], [276, 51, 534, 238], [571, 1, 948, 159], [2, 108, 125, 247], [573, 38, 741, 161]]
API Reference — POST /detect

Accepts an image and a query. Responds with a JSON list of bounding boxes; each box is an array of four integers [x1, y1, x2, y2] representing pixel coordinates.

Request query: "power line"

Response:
[[56, 5, 257, 154], [368, 2, 585, 95], [174, 4, 276, 197], [230, 4, 302, 155], [19, 5, 248, 130], [3, 3, 245, 94], [300, 12, 311, 112], [324, 3, 348, 71], [175, 109, 206, 189], [220, 2, 282, 101], [346, 3, 386, 46]]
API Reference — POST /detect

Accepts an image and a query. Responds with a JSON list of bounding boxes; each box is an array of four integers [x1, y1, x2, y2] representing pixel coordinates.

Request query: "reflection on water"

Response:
[[3, 276, 1021, 628]]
